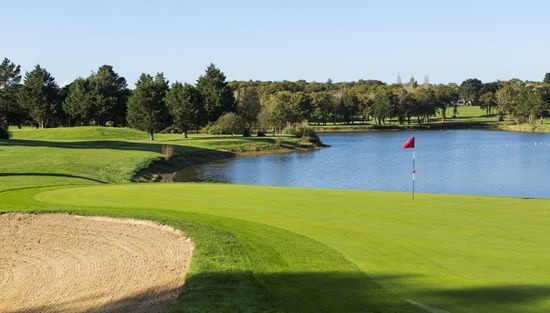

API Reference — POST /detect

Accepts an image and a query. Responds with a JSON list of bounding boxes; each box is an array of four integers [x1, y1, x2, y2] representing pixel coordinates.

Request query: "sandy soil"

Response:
[[0, 213, 194, 313]]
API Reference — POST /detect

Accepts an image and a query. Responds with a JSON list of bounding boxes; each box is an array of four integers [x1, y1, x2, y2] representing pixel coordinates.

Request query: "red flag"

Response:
[[402, 137, 415, 149]]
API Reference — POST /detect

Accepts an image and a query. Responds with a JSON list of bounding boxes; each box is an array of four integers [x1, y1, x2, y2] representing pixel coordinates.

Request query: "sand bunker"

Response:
[[0, 213, 193, 313]]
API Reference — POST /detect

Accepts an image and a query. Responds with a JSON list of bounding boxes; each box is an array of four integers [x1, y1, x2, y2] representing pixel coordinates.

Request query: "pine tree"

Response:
[[127, 73, 170, 141], [63, 65, 129, 126], [0, 58, 22, 127], [196, 63, 235, 122], [165, 82, 204, 138], [18, 65, 60, 128]]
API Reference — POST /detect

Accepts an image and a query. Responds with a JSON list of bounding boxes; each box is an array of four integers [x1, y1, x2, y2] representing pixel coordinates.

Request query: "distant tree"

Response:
[[196, 63, 235, 122], [355, 91, 374, 122], [495, 85, 518, 120], [481, 81, 500, 94], [371, 87, 394, 125], [543, 73, 550, 84], [390, 86, 411, 124], [434, 84, 459, 121], [257, 102, 274, 134], [515, 86, 545, 123], [459, 78, 483, 105], [165, 82, 203, 138], [269, 91, 312, 130], [479, 92, 497, 115], [18, 65, 61, 128], [337, 90, 359, 124], [412, 87, 436, 123], [0, 58, 22, 127], [310, 91, 333, 125], [236, 87, 261, 136], [127, 73, 170, 141]]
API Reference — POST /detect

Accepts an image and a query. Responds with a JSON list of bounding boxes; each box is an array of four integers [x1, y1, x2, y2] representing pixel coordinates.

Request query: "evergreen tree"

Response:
[[89, 65, 129, 126], [165, 82, 203, 138], [196, 63, 235, 122], [127, 73, 170, 141], [18, 65, 60, 128], [63, 78, 94, 124], [0, 58, 22, 127], [63, 65, 129, 126], [543, 73, 550, 84]]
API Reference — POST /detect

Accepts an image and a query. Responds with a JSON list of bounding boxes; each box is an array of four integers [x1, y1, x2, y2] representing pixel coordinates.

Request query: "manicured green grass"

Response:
[[1, 184, 549, 313], [2, 126, 550, 312]]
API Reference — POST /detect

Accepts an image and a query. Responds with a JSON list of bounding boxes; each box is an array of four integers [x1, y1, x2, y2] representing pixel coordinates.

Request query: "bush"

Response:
[[200, 122, 223, 135], [201, 113, 245, 135], [283, 124, 324, 146], [0, 127, 11, 140]]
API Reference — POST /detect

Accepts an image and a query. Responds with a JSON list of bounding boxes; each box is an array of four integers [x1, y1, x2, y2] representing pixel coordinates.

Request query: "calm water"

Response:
[[175, 130, 550, 198]]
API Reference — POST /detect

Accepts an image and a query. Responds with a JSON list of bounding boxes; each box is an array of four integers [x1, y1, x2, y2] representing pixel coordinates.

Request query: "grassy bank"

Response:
[[1, 126, 309, 187]]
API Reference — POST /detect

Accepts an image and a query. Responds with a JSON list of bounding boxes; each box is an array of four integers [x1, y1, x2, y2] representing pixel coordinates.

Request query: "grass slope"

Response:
[[1, 127, 300, 189]]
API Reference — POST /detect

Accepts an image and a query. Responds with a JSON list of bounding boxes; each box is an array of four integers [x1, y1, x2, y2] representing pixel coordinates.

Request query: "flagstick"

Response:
[[412, 150, 415, 200]]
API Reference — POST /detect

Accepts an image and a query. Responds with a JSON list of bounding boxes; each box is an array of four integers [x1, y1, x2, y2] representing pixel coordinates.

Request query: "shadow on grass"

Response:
[[420, 284, 550, 311], [0, 139, 207, 154], [0, 172, 107, 183], [7, 270, 550, 313]]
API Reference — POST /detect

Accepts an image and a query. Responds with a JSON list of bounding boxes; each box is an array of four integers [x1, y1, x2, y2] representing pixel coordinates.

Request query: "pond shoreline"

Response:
[[134, 142, 324, 183], [312, 122, 549, 133]]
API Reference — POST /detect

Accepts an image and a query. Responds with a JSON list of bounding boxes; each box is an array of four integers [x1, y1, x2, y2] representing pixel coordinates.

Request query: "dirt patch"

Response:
[[0, 213, 193, 313]]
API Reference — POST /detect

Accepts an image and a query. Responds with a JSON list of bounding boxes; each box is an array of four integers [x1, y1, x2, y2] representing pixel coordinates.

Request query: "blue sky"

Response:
[[3, 0, 549, 86]]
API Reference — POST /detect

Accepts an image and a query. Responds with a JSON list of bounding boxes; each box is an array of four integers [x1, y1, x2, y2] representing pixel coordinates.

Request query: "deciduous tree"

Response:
[[236, 87, 261, 136]]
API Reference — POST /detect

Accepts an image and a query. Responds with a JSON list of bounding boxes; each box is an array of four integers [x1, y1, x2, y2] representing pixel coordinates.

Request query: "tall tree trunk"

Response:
[[149, 132, 155, 141]]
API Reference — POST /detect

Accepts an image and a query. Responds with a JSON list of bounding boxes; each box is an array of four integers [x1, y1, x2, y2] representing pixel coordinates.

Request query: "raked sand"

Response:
[[0, 213, 193, 313]]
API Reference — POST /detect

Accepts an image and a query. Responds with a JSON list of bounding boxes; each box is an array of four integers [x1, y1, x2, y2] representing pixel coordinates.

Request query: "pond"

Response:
[[175, 130, 550, 198]]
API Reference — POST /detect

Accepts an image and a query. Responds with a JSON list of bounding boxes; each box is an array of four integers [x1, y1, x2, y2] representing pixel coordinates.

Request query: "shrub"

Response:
[[200, 122, 223, 135], [201, 113, 245, 135], [283, 124, 324, 146], [0, 127, 11, 140]]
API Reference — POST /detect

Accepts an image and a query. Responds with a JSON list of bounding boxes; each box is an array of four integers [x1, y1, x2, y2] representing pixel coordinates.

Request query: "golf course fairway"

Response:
[[1, 183, 549, 313]]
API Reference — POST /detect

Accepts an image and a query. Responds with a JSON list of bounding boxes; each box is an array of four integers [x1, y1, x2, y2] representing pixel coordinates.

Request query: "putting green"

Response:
[[25, 183, 550, 313]]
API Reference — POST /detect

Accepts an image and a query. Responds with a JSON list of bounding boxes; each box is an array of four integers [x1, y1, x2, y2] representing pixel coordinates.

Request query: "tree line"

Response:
[[1, 57, 549, 140]]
